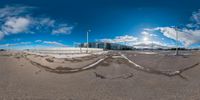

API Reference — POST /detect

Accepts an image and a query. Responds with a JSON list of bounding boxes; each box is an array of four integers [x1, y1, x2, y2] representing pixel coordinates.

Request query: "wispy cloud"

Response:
[[52, 24, 73, 35], [0, 5, 33, 19], [191, 9, 200, 25], [43, 41, 68, 47], [0, 42, 31, 47], [141, 31, 149, 35], [99, 35, 138, 43], [145, 27, 200, 47], [35, 40, 42, 43], [34, 40, 68, 47], [145, 9, 200, 47], [0, 5, 73, 40], [2, 17, 31, 34], [0, 40, 68, 48], [99, 33, 172, 48], [131, 41, 175, 49]]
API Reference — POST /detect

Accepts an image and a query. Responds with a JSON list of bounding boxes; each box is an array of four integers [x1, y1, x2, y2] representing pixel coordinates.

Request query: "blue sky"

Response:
[[0, 0, 200, 49]]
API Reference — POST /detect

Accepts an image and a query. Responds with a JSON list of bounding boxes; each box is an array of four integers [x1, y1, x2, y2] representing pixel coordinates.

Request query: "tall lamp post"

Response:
[[150, 34, 155, 52], [86, 30, 91, 53], [151, 39, 153, 52], [175, 27, 179, 56]]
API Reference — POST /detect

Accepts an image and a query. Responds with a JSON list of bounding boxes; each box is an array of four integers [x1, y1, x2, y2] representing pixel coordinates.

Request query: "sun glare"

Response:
[[143, 37, 149, 41]]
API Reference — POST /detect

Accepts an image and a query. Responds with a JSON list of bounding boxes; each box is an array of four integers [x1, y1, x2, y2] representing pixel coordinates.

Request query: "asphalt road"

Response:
[[1, 51, 200, 100]]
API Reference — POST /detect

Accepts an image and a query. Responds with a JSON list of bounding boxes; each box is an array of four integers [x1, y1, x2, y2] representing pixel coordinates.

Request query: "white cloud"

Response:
[[34, 40, 67, 47], [39, 18, 55, 27], [35, 40, 42, 43], [0, 40, 67, 48], [35, 40, 68, 47], [115, 35, 138, 42], [0, 31, 4, 40], [43, 41, 68, 47], [99, 35, 138, 43], [145, 27, 200, 47], [0, 5, 33, 20], [191, 9, 200, 25], [141, 31, 157, 37], [52, 26, 73, 34], [127, 35, 174, 49], [99, 39, 114, 43], [0, 42, 31, 47], [150, 34, 157, 37], [0, 5, 73, 40], [141, 31, 149, 35], [143, 9, 200, 47], [99, 34, 174, 48], [132, 41, 172, 49], [2, 17, 30, 34]]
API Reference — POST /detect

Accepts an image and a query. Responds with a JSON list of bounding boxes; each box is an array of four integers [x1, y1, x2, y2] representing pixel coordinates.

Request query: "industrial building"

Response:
[[79, 42, 134, 50]]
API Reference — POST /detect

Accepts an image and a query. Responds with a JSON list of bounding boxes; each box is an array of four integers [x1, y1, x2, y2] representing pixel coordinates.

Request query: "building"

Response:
[[79, 42, 134, 50]]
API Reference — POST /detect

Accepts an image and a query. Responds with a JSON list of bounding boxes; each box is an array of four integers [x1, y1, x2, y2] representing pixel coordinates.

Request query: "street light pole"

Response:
[[86, 31, 89, 53], [86, 30, 91, 53], [175, 27, 179, 56], [151, 39, 153, 52]]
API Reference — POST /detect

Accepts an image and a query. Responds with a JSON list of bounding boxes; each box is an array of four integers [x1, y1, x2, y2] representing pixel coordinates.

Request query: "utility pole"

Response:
[[151, 40, 153, 52], [86, 30, 91, 53], [175, 27, 179, 56], [151, 34, 155, 52]]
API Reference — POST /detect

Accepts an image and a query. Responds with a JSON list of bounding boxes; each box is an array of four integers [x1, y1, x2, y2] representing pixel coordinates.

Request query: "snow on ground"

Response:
[[25, 47, 106, 58]]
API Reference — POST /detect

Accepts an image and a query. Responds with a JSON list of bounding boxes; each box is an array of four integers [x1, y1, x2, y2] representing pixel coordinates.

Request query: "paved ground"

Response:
[[1, 50, 200, 100]]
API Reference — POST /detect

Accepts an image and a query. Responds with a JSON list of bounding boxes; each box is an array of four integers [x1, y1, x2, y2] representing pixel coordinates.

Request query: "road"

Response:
[[1, 51, 200, 100]]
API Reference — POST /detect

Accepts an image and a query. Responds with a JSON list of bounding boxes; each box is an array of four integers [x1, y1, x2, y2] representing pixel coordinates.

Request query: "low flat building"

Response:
[[79, 42, 134, 50]]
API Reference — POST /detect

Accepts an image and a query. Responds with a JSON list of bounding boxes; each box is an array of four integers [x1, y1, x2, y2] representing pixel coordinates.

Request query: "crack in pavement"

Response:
[[23, 53, 108, 74], [12, 52, 199, 80], [94, 72, 134, 80], [120, 52, 199, 80]]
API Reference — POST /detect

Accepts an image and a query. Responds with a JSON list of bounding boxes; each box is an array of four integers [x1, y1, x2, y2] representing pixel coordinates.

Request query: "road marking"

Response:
[[112, 56, 123, 59], [25, 53, 108, 73], [82, 57, 107, 70], [120, 53, 145, 69], [119, 52, 199, 79]]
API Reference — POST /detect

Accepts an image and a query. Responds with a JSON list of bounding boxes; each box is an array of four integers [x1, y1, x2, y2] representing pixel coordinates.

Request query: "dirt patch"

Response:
[[116, 58, 127, 64], [64, 58, 82, 63], [111, 73, 134, 79], [98, 57, 113, 67], [14, 56, 21, 59], [46, 58, 54, 62], [0, 54, 13, 57], [94, 72, 106, 79], [99, 61, 110, 66]]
